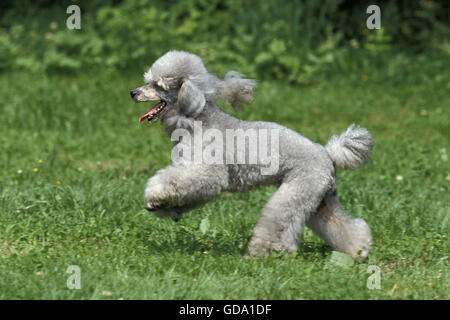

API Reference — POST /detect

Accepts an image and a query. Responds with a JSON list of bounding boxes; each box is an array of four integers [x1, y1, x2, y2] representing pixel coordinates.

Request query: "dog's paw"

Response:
[[144, 202, 161, 212], [248, 237, 272, 257], [145, 180, 176, 207], [340, 218, 372, 262]]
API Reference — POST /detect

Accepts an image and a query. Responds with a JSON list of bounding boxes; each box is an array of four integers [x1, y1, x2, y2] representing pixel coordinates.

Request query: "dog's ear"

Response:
[[177, 79, 205, 117], [221, 71, 256, 110]]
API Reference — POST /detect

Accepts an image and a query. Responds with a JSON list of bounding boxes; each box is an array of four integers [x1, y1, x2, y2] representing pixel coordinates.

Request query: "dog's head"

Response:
[[130, 51, 208, 123], [130, 50, 256, 125]]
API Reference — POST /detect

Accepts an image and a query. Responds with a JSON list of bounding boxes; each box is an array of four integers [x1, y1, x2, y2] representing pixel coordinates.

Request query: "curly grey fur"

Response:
[[325, 124, 373, 169], [144, 51, 256, 111], [132, 51, 373, 261]]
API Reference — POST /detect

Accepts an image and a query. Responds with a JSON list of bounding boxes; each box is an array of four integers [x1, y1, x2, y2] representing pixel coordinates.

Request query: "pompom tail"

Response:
[[325, 124, 373, 170]]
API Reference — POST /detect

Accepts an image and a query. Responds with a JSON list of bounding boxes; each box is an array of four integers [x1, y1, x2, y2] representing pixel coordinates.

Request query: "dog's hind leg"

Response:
[[248, 173, 331, 257], [306, 192, 372, 261]]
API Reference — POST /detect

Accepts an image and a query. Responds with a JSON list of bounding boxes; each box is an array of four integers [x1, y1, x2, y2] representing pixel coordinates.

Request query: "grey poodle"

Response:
[[130, 51, 373, 260]]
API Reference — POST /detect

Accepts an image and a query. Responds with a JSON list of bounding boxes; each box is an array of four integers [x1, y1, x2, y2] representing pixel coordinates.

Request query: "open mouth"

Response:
[[139, 100, 168, 123]]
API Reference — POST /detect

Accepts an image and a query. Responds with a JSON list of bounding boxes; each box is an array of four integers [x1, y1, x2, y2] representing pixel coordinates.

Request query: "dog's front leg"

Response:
[[144, 164, 228, 219]]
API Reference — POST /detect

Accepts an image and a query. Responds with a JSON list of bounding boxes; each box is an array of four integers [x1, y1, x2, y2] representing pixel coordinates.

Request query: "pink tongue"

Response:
[[139, 101, 163, 123]]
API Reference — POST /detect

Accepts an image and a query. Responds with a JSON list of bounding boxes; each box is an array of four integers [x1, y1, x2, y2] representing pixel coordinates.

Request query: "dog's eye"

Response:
[[155, 79, 169, 91]]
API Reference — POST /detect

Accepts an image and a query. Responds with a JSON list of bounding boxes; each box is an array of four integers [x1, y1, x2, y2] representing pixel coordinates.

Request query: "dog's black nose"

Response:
[[130, 90, 138, 98]]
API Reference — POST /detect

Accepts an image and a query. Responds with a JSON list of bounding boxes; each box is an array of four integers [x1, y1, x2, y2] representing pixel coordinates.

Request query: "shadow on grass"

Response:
[[301, 241, 331, 259], [141, 228, 332, 259], [143, 233, 246, 257]]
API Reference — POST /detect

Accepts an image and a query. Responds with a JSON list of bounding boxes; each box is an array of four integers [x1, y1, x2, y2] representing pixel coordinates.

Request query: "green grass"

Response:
[[0, 60, 449, 299]]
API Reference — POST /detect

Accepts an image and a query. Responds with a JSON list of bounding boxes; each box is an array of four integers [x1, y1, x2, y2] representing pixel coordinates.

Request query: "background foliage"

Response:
[[1, 0, 449, 82]]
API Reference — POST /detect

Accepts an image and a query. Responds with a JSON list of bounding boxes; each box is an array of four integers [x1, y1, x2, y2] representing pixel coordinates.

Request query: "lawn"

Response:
[[0, 58, 448, 299]]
